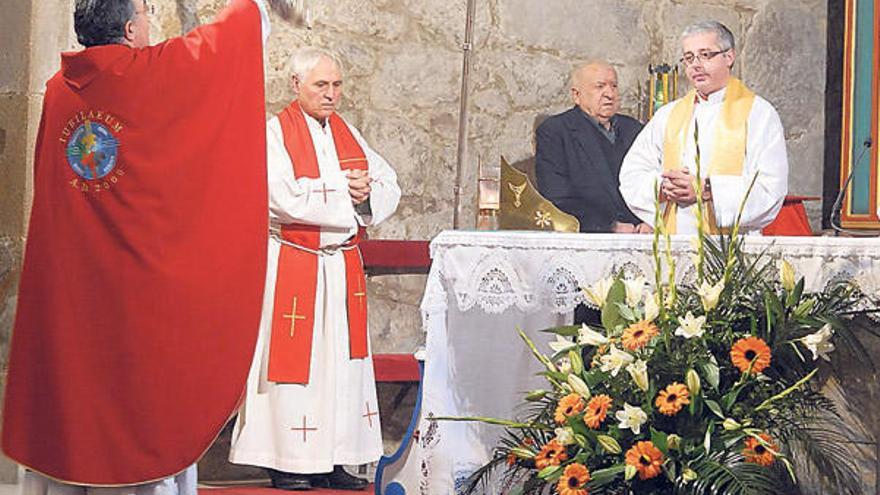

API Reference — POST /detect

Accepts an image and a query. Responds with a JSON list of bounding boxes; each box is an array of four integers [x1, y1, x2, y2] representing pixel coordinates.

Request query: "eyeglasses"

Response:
[[679, 49, 729, 66], [136, 1, 155, 16]]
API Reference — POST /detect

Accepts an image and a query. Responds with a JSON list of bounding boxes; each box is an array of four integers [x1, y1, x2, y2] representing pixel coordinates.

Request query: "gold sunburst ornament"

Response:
[[534, 210, 552, 228]]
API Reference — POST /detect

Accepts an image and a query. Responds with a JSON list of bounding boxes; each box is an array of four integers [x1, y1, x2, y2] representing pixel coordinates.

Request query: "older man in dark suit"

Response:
[[536, 61, 651, 234]]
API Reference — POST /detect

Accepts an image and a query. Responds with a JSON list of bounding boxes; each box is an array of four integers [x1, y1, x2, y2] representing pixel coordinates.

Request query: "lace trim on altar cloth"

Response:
[[423, 232, 880, 316]]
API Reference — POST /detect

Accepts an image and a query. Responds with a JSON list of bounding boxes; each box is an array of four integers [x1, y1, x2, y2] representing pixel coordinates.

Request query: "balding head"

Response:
[[571, 61, 614, 87], [570, 61, 620, 127]]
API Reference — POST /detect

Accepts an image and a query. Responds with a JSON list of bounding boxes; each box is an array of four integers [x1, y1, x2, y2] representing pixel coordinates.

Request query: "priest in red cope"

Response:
[[1, 0, 295, 493], [228, 47, 401, 491]]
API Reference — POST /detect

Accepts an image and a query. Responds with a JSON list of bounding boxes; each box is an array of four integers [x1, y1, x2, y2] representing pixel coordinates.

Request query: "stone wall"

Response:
[[0, 0, 80, 481]]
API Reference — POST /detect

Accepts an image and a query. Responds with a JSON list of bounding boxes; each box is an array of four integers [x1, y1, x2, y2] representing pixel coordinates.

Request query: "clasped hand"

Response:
[[660, 170, 712, 207], [613, 222, 653, 234], [347, 169, 372, 205]]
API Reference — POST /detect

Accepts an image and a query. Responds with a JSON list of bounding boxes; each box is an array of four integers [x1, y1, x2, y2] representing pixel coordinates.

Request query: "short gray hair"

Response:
[[680, 21, 735, 51], [289, 47, 343, 80], [74, 0, 136, 47]]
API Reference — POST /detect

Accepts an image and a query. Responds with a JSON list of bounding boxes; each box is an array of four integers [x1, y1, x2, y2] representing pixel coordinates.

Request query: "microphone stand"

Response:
[[830, 138, 878, 236]]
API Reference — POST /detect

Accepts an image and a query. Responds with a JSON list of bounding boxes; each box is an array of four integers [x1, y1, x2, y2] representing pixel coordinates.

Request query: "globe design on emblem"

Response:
[[66, 120, 119, 180]]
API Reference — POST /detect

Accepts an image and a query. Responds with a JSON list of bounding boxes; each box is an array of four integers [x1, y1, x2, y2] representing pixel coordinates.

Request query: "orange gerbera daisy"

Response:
[[554, 393, 586, 424], [584, 394, 613, 429], [730, 337, 772, 374], [535, 440, 568, 469], [744, 433, 778, 466], [556, 462, 591, 495], [621, 320, 660, 351], [655, 382, 690, 416], [625, 441, 664, 480]]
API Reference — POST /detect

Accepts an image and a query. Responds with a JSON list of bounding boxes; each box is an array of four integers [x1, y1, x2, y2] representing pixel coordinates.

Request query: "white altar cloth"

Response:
[[391, 231, 880, 495]]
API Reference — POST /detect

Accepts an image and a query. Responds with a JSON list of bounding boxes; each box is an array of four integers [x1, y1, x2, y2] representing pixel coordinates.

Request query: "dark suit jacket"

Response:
[[535, 107, 643, 233]]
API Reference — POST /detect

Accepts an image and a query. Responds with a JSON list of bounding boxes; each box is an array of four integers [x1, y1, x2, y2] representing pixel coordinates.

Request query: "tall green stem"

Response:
[[721, 171, 761, 286], [652, 180, 666, 320], [692, 121, 706, 283]]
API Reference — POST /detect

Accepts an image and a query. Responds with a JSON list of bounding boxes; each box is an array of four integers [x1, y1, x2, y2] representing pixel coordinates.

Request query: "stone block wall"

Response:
[[0, 0, 80, 482]]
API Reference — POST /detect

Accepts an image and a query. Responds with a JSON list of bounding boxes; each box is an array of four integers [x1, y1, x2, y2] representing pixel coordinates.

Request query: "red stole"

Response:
[[268, 101, 369, 384]]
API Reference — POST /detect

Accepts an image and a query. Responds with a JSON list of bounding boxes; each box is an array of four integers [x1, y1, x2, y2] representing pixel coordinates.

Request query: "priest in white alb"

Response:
[[229, 47, 401, 491], [619, 20, 788, 234]]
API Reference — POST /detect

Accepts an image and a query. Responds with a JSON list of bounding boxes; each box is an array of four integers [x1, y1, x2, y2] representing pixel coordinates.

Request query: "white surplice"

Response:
[[20, 467, 196, 495], [228, 109, 401, 473], [619, 87, 789, 234]]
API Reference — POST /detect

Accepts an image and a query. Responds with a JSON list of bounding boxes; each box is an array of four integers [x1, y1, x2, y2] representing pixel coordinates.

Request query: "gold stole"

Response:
[[661, 78, 755, 234]]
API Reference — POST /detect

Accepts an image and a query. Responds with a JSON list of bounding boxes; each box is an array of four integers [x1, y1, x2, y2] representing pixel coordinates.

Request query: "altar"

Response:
[[379, 231, 880, 494]]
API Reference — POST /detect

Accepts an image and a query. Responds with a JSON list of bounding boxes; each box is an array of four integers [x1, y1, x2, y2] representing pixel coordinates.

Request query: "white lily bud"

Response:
[[779, 259, 796, 292], [597, 435, 622, 454], [567, 374, 591, 399], [723, 418, 742, 431], [568, 350, 584, 375], [509, 446, 535, 460], [686, 369, 701, 396]]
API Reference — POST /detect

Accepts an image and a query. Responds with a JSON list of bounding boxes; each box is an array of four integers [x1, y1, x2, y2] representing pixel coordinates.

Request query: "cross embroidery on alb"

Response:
[[314, 182, 336, 204], [362, 402, 379, 428], [282, 297, 307, 337], [290, 415, 318, 442]]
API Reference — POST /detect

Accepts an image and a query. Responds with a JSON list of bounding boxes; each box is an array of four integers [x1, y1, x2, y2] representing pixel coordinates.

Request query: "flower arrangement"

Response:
[[445, 187, 879, 494]]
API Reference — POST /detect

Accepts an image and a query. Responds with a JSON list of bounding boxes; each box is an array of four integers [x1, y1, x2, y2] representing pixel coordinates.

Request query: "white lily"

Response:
[[697, 280, 724, 312], [626, 359, 649, 391], [643, 292, 660, 321], [554, 427, 576, 446], [583, 277, 614, 308], [599, 345, 635, 377], [548, 335, 576, 354], [557, 357, 573, 375], [674, 311, 706, 339], [567, 374, 592, 399], [615, 403, 648, 435], [779, 259, 796, 292], [578, 324, 609, 347], [802, 323, 835, 361], [624, 276, 647, 307]]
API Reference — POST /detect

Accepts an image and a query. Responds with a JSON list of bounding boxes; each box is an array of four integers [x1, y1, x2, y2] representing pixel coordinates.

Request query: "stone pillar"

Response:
[[0, 0, 77, 482]]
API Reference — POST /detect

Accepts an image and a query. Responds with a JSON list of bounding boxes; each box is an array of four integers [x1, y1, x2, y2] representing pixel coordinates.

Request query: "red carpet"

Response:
[[200, 485, 374, 495]]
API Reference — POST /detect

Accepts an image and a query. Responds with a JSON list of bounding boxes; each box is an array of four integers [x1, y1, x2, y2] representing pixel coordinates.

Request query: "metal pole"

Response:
[[452, 0, 477, 229]]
